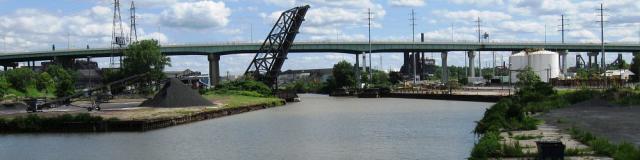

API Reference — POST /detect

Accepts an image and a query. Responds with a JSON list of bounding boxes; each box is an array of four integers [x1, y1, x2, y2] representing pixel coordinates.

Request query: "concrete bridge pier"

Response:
[[559, 50, 568, 75], [467, 51, 475, 78], [355, 52, 362, 89], [441, 51, 448, 84], [208, 54, 220, 87], [587, 52, 599, 68]]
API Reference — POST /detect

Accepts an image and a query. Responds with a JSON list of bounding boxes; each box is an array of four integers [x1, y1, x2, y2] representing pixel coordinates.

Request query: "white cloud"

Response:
[[264, 0, 296, 6], [389, 0, 425, 7], [160, 1, 231, 29], [438, 9, 512, 22], [451, 0, 503, 6]]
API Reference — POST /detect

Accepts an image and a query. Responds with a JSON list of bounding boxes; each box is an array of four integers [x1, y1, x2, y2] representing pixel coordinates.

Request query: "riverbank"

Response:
[[470, 88, 640, 159], [0, 94, 285, 133]]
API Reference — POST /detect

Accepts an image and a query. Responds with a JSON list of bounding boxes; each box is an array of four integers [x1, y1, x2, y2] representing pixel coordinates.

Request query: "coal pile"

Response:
[[140, 78, 214, 108]]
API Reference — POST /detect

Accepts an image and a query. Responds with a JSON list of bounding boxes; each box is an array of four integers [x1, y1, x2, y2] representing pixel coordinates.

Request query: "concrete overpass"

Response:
[[1, 41, 639, 86]]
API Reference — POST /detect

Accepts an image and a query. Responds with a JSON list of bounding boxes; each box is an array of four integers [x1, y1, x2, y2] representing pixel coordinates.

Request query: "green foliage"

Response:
[[45, 65, 76, 98], [332, 60, 355, 89], [4, 68, 37, 92], [36, 72, 55, 94], [213, 80, 272, 97], [569, 127, 640, 159], [470, 132, 502, 159], [388, 71, 403, 85], [283, 79, 325, 93], [370, 69, 390, 87], [0, 76, 10, 98], [122, 39, 171, 94], [470, 132, 526, 159], [561, 89, 601, 104]]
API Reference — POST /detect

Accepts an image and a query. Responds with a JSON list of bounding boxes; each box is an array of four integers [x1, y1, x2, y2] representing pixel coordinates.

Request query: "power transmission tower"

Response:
[[558, 14, 569, 43], [410, 9, 417, 84], [111, 0, 126, 68], [129, 0, 138, 43]]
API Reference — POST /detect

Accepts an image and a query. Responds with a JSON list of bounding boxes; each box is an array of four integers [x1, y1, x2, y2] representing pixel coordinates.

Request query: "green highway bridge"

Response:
[[1, 41, 640, 62], [2, 41, 639, 86]]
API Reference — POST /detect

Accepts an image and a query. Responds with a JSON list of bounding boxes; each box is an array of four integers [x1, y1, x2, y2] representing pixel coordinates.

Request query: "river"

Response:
[[0, 94, 491, 160]]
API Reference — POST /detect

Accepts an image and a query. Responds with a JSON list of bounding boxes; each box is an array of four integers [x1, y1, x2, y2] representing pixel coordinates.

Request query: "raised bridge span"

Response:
[[2, 41, 640, 86]]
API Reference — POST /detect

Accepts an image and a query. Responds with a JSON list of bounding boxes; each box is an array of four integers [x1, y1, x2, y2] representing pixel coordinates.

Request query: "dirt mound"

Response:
[[140, 78, 214, 108]]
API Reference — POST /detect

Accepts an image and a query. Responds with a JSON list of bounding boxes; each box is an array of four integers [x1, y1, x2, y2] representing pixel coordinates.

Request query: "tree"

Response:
[[388, 71, 403, 85], [371, 70, 390, 87], [332, 60, 355, 89], [4, 68, 37, 92], [36, 72, 55, 94], [0, 76, 10, 98], [122, 39, 171, 94], [515, 66, 554, 104], [45, 65, 76, 98]]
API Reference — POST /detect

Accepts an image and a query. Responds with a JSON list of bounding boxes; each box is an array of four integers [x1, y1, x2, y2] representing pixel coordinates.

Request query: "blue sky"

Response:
[[0, 0, 639, 75]]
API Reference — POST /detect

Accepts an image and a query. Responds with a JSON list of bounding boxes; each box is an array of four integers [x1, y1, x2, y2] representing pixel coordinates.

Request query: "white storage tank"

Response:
[[509, 50, 560, 83]]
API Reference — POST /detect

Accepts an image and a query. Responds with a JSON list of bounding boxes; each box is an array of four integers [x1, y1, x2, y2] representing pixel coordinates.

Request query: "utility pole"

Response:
[[410, 9, 417, 84], [559, 14, 569, 44], [475, 17, 482, 78], [250, 23, 253, 42], [597, 3, 608, 87], [367, 8, 374, 85]]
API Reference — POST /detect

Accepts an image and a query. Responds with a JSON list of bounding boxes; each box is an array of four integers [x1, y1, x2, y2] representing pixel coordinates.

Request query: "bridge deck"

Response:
[[1, 42, 639, 62]]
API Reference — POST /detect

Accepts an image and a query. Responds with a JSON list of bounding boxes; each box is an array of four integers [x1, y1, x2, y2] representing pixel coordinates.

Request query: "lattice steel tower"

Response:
[[129, 1, 138, 43], [111, 0, 126, 68]]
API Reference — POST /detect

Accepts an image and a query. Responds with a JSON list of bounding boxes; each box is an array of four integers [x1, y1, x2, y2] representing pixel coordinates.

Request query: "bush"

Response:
[[470, 132, 502, 159], [570, 127, 640, 159], [562, 89, 600, 104], [613, 143, 640, 160], [215, 80, 272, 97], [4, 68, 37, 92]]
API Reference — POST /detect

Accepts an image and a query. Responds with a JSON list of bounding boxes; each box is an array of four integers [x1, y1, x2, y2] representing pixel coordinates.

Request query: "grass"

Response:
[[569, 127, 640, 159], [203, 93, 283, 108]]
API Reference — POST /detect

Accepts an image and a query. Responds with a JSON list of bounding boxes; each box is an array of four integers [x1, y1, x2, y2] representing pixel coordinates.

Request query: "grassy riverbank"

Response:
[[0, 92, 285, 132], [469, 67, 640, 159], [470, 88, 640, 160]]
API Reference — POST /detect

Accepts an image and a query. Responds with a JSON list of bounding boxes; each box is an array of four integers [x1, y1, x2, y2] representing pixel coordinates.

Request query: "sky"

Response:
[[0, 0, 639, 75]]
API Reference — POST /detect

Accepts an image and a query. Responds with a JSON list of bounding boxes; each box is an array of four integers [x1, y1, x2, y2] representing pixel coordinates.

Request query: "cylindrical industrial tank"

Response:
[[510, 50, 560, 83], [509, 51, 527, 82]]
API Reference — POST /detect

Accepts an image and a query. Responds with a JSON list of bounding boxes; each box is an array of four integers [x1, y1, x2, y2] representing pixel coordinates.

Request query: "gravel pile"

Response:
[[140, 78, 214, 108]]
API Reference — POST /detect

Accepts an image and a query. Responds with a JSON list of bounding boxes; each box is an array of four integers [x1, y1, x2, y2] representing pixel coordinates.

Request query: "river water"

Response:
[[0, 94, 491, 160]]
